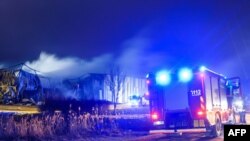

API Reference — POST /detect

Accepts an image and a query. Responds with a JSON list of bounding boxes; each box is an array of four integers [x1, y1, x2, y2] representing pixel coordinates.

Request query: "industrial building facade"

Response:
[[64, 73, 148, 104], [0, 64, 148, 105]]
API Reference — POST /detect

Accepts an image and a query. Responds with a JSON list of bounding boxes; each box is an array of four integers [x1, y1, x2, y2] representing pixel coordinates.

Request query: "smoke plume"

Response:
[[25, 52, 113, 79]]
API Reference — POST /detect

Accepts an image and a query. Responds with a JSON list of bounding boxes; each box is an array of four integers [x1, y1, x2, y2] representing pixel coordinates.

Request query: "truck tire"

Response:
[[213, 114, 222, 137]]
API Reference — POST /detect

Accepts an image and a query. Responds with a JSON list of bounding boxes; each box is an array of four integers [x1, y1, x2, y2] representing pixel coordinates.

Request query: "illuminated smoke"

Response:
[[117, 37, 173, 76], [25, 52, 113, 79], [0, 64, 4, 69]]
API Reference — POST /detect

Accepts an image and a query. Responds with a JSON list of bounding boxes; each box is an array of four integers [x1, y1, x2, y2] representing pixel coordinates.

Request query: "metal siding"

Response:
[[204, 75, 212, 110], [219, 78, 228, 109], [211, 76, 220, 107]]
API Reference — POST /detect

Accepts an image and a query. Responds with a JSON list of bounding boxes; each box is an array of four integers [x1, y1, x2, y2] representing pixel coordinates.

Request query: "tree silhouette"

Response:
[[106, 66, 125, 114]]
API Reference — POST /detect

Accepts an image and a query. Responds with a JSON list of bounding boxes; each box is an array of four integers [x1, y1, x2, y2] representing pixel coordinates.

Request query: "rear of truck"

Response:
[[148, 70, 217, 134]]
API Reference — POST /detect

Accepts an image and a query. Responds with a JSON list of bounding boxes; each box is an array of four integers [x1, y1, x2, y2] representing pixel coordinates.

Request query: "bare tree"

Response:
[[106, 66, 126, 114]]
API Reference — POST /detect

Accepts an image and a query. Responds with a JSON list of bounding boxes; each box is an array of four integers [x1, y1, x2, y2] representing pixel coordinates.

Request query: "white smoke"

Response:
[[0, 64, 4, 69], [23, 33, 168, 79], [23, 25, 171, 79], [25, 52, 113, 79], [117, 37, 173, 76]]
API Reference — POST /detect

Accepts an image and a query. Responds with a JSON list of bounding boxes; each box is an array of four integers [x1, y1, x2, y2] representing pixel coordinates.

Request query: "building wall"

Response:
[[62, 74, 148, 104], [102, 75, 148, 103]]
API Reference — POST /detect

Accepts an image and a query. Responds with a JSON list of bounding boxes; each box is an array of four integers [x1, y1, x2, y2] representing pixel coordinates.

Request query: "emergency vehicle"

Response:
[[147, 66, 243, 136]]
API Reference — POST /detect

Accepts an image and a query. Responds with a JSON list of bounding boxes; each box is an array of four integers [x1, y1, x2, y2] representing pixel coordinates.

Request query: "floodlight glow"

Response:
[[155, 70, 171, 86], [199, 66, 206, 72], [178, 68, 193, 82]]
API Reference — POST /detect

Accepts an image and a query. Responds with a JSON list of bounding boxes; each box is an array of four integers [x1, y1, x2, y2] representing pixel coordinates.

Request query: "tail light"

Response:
[[197, 110, 204, 116], [151, 113, 158, 120]]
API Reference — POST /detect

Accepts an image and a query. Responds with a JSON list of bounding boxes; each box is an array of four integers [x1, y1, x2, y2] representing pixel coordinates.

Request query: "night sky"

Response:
[[1, 0, 250, 94]]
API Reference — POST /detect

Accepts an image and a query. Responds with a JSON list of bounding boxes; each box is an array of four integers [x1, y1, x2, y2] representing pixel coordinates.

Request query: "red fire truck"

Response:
[[147, 66, 243, 136]]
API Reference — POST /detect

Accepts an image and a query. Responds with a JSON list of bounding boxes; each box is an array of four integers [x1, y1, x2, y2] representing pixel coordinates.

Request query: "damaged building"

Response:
[[1, 64, 148, 107], [0, 64, 49, 104]]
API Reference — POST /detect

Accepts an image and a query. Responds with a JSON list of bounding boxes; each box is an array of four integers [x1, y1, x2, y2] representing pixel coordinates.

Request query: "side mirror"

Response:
[[226, 77, 241, 97], [226, 77, 240, 88]]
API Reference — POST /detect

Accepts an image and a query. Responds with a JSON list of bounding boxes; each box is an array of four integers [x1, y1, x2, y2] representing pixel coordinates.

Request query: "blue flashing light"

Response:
[[155, 70, 171, 86], [178, 68, 193, 82], [199, 66, 206, 72]]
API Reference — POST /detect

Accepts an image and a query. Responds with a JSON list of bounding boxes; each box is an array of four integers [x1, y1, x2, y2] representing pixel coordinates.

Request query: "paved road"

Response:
[[66, 133, 223, 141], [129, 133, 223, 141]]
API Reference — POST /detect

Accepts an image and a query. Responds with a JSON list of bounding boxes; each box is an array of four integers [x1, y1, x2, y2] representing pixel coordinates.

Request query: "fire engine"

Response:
[[147, 66, 243, 136]]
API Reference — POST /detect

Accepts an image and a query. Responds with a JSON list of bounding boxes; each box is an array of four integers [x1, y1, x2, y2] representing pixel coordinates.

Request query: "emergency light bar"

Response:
[[155, 70, 171, 86], [178, 68, 193, 82]]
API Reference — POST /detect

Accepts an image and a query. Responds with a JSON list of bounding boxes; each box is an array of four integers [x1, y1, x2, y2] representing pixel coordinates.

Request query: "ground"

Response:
[[1, 105, 250, 141], [37, 133, 223, 141]]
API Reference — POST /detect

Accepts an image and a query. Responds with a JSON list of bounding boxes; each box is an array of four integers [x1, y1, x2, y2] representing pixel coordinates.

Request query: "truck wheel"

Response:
[[213, 114, 222, 137]]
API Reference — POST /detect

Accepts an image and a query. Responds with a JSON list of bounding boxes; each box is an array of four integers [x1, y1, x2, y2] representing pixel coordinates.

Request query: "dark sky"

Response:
[[1, 0, 250, 93]]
